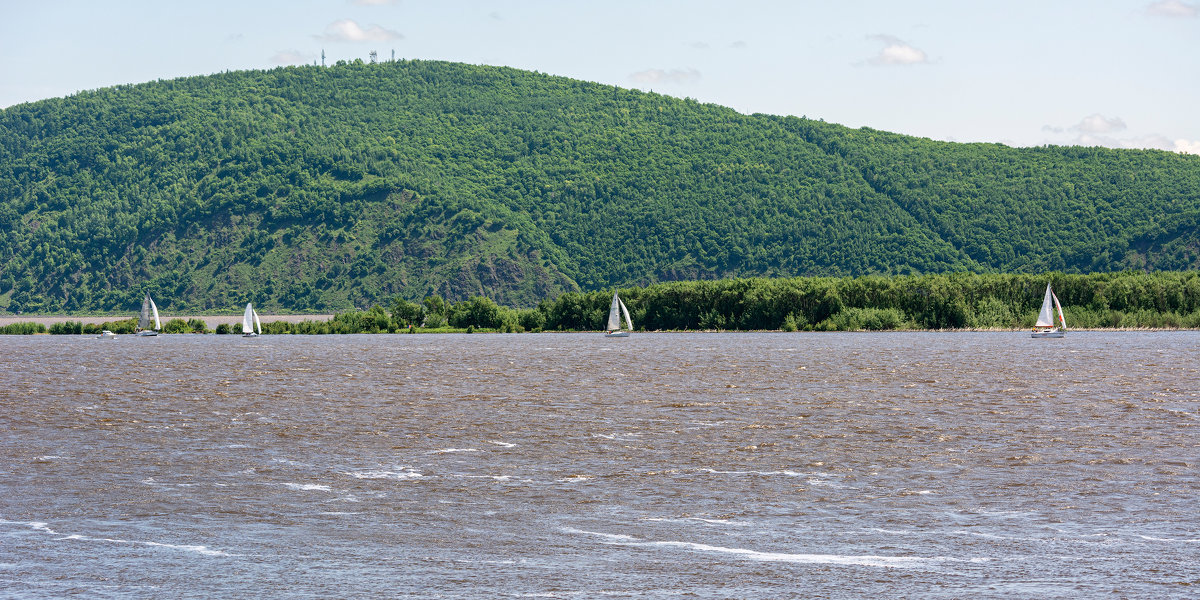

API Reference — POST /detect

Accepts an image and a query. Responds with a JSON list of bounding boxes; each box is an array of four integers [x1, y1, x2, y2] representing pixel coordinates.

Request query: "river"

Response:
[[1, 332, 1197, 598]]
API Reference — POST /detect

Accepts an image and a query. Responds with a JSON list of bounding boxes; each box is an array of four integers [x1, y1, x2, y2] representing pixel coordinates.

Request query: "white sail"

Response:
[[1035, 284, 1055, 327], [619, 298, 632, 331], [140, 293, 161, 331], [253, 309, 262, 335], [607, 293, 623, 331], [243, 303, 255, 333], [1052, 291, 1066, 329]]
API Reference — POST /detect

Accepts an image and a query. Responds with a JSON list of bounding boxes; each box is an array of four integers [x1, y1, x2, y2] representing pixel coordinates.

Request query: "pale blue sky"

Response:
[[2, 0, 1197, 153]]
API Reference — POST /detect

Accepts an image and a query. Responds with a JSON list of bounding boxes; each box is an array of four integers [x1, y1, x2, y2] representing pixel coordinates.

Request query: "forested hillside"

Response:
[[2, 59, 1198, 313]]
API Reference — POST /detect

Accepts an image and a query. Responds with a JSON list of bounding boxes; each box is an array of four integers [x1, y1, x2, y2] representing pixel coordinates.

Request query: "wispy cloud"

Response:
[[1174, 139, 1200, 154], [271, 50, 311, 65], [316, 19, 403, 42], [629, 68, 702, 85], [867, 34, 928, 65], [352, 0, 400, 6], [1044, 114, 1200, 155], [1072, 114, 1127, 134], [1146, 0, 1198, 17], [730, 40, 747, 49]]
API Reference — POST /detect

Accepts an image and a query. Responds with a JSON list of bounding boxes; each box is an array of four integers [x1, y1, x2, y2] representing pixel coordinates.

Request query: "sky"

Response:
[[2, 0, 1198, 154]]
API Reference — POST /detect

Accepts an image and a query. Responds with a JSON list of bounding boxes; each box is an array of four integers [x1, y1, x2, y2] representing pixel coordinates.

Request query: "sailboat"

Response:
[[136, 292, 161, 336], [1031, 283, 1066, 338], [605, 292, 633, 338], [242, 302, 262, 337]]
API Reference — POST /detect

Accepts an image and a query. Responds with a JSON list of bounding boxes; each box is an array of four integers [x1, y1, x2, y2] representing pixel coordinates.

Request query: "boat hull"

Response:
[[242, 333, 259, 338], [136, 330, 159, 337], [1031, 329, 1064, 338], [605, 331, 630, 338]]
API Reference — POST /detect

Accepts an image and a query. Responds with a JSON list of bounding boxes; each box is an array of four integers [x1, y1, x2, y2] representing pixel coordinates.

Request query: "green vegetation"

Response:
[[6, 270, 1199, 334], [1, 322, 47, 334], [2, 60, 1199, 316], [540, 270, 1200, 331]]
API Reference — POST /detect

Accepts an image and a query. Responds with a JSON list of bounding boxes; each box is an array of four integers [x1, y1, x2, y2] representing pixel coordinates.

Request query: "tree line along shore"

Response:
[[3, 271, 1199, 335]]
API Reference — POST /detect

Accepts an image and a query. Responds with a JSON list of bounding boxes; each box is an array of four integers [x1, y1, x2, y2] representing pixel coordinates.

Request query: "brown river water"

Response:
[[1, 332, 1197, 598]]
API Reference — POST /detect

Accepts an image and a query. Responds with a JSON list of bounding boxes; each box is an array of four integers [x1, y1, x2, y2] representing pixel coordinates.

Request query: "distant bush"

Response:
[[0, 322, 47, 334], [49, 321, 84, 335], [162, 318, 191, 333]]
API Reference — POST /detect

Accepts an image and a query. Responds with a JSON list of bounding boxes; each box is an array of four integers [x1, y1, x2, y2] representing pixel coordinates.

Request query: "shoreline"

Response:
[[1, 313, 1196, 334], [0, 314, 335, 328]]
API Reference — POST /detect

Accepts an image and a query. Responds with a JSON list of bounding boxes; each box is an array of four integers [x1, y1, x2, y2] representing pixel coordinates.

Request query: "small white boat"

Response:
[[136, 293, 161, 336], [1031, 283, 1066, 338], [97, 329, 117, 339], [242, 302, 262, 337], [605, 292, 633, 338]]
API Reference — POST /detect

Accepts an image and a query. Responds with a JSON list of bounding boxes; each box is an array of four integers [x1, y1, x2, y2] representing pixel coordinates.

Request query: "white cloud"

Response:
[[271, 50, 311, 65], [1171, 139, 1200, 155], [1072, 114, 1127, 134], [316, 19, 402, 42], [629, 68, 702, 85], [730, 40, 747, 49], [1146, 0, 1198, 17], [1043, 115, 1200, 155], [868, 35, 928, 65]]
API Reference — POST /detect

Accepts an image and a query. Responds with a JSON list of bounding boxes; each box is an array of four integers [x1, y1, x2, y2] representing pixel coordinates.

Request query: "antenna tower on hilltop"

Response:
[[369, 50, 377, 64], [321, 49, 326, 67]]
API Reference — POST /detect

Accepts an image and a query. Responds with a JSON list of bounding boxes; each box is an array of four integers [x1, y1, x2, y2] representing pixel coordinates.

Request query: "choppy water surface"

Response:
[[2, 332, 1197, 598]]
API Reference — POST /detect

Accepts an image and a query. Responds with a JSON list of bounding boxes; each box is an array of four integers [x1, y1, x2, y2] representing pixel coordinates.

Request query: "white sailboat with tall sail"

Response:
[[1031, 283, 1066, 338], [136, 292, 161, 336], [605, 292, 633, 338], [242, 302, 262, 337]]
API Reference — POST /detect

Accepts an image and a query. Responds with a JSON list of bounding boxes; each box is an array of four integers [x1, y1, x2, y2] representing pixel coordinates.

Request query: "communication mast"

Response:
[[321, 49, 326, 67], [369, 50, 377, 64]]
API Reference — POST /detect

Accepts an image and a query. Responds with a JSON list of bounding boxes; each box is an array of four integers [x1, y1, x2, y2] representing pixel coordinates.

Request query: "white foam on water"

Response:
[[463, 475, 514, 481], [29, 521, 57, 534], [345, 469, 423, 480], [142, 541, 229, 556], [430, 448, 479, 454], [1138, 535, 1200, 543], [4, 519, 232, 556], [561, 528, 638, 542], [557, 475, 592, 482], [701, 468, 806, 477], [866, 527, 915, 536], [563, 527, 957, 569], [644, 517, 745, 527], [488, 440, 516, 448], [282, 483, 331, 492], [35, 455, 64, 461], [806, 477, 853, 489]]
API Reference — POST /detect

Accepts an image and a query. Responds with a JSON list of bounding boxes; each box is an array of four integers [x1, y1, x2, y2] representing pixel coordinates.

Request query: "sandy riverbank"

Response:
[[0, 315, 335, 329]]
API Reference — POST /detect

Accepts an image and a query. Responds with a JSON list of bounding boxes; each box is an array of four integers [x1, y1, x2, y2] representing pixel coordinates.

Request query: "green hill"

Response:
[[2, 59, 1198, 313]]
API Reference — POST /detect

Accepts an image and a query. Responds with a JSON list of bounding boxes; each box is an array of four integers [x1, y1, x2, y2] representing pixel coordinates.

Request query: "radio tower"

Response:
[[321, 49, 326, 67], [369, 50, 377, 64]]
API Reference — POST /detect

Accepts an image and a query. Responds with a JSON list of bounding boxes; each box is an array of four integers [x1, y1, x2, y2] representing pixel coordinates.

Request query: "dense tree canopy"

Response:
[[1, 59, 1198, 314]]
